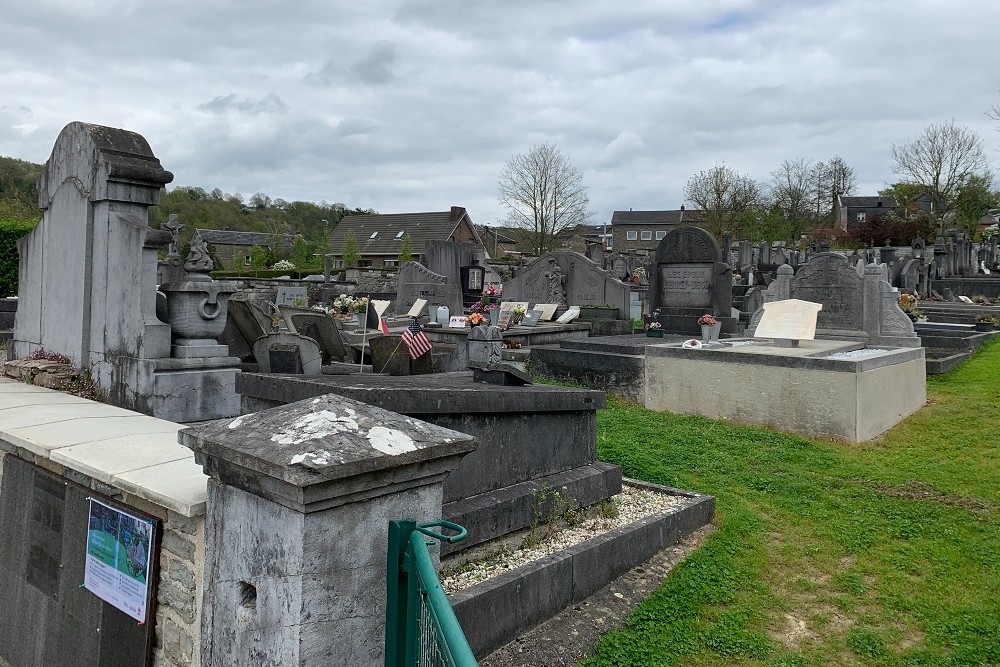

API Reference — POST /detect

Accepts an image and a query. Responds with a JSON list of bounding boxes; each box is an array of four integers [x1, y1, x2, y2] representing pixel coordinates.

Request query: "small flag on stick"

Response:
[[401, 317, 433, 359], [379, 317, 390, 336]]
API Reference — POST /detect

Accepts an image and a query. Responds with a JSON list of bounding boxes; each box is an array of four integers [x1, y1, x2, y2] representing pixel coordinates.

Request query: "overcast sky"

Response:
[[1, 1, 997, 226]]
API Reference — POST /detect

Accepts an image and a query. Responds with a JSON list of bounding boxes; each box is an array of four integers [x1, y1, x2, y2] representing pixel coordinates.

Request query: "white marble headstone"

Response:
[[753, 299, 823, 340]]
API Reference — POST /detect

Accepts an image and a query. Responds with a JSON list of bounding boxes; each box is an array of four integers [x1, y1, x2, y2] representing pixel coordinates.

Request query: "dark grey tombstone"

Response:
[[424, 241, 476, 285], [468, 325, 502, 367], [228, 299, 272, 346], [275, 286, 308, 307], [369, 334, 433, 375], [649, 226, 734, 334], [395, 261, 463, 316], [269, 345, 303, 374], [788, 253, 866, 336], [504, 251, 629, 313], [252, 333, 323, 374], [289, 312, 351, 363], [468, 361, 532, 386]]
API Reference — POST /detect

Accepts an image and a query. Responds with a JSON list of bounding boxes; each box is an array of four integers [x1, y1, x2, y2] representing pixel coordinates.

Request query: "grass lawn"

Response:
[[583, 339, 1000, 667]]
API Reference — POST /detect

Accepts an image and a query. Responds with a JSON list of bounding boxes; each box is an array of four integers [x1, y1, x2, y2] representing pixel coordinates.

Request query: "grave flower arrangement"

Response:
[[898, 293, 924, 322], [331, 294, 369, 316], [483, 282, 503, 297], [468, 312, 486, 326], [697, 314, 717, 326]]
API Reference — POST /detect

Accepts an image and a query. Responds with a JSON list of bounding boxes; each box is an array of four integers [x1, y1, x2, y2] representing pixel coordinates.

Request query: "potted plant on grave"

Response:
[[511, 307, 527, 326], [579, 304, 621, 320], [697, 313, 720, 343], [974, 314, 998, 331], [468, 312, 486, 327], [645, 321, 664, 338]]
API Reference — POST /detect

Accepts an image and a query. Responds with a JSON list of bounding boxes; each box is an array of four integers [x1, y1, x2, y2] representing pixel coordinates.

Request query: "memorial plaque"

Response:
[[753, 299, 823, 340], [658, 264, 713, 308], [556, 306, 581, 323], [275, 286, 308, 307], [269, 345, 303, 374], [535, 303, 559, 321]]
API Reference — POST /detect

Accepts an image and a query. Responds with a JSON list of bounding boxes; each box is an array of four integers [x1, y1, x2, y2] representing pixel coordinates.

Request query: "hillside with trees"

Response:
[[0, 155, 374, 272]]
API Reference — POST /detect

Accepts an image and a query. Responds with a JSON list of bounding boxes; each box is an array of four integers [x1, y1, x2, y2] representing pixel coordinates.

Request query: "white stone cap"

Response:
[[0, 378, 205, 517]]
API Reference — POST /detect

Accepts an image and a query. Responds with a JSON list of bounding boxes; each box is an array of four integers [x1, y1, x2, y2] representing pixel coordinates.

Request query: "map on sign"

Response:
[[84, 499, 154, 622], [754, 299, 823, 341]]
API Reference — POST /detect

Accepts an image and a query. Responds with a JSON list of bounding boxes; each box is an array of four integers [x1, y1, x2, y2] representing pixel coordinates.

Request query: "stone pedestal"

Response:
[[181, 394, 477, 667]]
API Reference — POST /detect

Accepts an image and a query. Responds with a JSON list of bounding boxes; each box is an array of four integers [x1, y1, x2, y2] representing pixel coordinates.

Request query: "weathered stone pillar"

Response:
[[467, 324, 502, 366], [181, 394, 477, 667]]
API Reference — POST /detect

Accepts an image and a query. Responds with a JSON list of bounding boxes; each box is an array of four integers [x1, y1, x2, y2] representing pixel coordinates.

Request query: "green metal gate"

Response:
[[385, 519, 478, 667]]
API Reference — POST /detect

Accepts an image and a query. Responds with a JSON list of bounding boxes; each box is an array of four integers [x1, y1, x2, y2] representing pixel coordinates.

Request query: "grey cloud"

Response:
[[349, 42, 399, 85], [197, 93, 288, 116]]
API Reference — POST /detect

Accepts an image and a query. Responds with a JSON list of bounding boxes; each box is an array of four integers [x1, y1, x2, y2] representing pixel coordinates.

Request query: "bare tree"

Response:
[[683, 164, 760, 238], [497, 143, 591, 254], [811, 156, 857, 223], [891, 120, 988, 227], [769, 158, 815, 240]]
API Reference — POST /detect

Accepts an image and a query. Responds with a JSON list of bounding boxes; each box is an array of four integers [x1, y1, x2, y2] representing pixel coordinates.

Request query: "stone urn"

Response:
[[159, 232, 238, 357]]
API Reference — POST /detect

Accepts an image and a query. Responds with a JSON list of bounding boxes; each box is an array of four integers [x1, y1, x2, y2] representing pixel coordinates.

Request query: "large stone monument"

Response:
[[12, 122, 241, 421], [504, 250, 629, 313], [748, 253, 919, 347], [649, 226, 735, 334], [395, 261, 463, 316]]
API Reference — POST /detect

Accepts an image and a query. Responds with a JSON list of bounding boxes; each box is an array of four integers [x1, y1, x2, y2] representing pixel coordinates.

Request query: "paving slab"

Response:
[[0, 391, 94, 410], [0, 402, 138, 430], [4, 416, 182, 457], [112, 457, 208, 517], [0, 380, 58, 394], [50, 433, 193, 485]]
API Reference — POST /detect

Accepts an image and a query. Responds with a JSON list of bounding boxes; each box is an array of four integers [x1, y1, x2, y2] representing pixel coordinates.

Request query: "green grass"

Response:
[[583, 339, 1000, 667]]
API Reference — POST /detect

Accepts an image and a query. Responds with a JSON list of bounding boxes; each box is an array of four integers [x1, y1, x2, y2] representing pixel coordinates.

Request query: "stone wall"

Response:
[[0, 445, 205, 667], [155, 509, 206, 667]]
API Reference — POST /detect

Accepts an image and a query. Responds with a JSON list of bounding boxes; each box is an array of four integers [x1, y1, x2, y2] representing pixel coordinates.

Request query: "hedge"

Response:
[[0, 219, 37, 297]]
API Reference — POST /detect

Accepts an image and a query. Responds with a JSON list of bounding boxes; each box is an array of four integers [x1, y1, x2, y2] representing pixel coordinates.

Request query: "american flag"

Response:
[[401, 317, 433, 359]]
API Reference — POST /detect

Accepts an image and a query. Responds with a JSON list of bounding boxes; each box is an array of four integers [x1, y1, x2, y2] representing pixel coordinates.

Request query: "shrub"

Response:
[[0, 218, 37, 297]]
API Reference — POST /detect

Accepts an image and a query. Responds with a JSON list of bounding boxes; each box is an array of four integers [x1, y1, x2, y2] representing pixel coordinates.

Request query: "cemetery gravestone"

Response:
[[649, 226, 735, 334], [275, 286, 308, 307], [468, 325, 503, 366], [395, 261, 463, 317], [753, 299, 823, 343], [504, 251, 629, 314]]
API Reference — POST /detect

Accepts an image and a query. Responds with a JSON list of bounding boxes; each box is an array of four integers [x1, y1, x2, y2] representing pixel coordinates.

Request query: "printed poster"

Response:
[[84, 499, 153, 622]]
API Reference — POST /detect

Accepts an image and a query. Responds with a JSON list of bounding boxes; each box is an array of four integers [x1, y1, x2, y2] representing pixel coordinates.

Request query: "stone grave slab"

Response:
[[649, 226, 734, 334], [556, 306, 581, 323], [504, 251, 629, 313], [535, 303, 559, 321]]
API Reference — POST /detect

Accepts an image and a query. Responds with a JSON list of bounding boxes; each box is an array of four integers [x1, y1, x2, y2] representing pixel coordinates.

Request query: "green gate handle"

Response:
[[415, 520, 468, 544]]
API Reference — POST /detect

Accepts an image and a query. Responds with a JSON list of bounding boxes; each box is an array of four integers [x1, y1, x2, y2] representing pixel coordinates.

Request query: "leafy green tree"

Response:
[[292, 236, 314, 268], [954, 174, 998, 234], [342, 230, 360, 267], [0, 218, 36, 297], [248, 245, 268, 272], [398, 233, 413, 265]]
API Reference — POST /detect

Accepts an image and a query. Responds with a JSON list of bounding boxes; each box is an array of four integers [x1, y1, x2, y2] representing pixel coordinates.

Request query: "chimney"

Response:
[[680, 205, 685, 211], [450, 206, 465, 221]]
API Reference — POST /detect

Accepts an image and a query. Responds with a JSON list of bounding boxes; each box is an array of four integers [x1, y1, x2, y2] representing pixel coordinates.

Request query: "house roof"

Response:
[[611, 209, 703, 225], [476, 225, 518, 245], [840, 196, 899, 209], [329, 207, 479, 256], [195, 229, 295, 249]]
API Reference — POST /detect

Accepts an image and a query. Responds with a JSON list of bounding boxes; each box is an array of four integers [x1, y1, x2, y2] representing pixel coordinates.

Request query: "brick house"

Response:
[[610, 208, 703, 254], [834, 194, 932, 233], [196, 229, 295, 270], [327, 206, 484, 268]]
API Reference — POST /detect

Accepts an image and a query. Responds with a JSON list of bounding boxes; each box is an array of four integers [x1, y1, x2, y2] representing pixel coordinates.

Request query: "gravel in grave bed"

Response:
[[824, 348, 892, 360], [440, 484, 688, 594]]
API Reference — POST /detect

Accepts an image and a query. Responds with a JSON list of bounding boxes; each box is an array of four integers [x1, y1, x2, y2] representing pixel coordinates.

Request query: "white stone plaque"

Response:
[[535, 303, 559, 320], [556, 306, 581, 323], [754, 299, 823, 340], [406, 298, 427, 318], [499, 301, 529, 314]]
